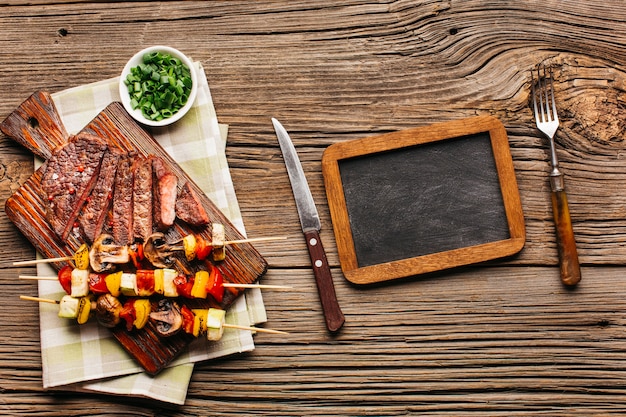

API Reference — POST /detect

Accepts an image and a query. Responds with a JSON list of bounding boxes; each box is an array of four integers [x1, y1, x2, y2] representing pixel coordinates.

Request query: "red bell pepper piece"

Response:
[[195, 235, 212, 261], [88, 272, 109, 295], [119, 300, 137, 331], [136, 269, 155, 296], [173, 274, 194, 299], [128, 243, 144, 269], [206, 265, 224, 303], [180, 305, 195, 334]]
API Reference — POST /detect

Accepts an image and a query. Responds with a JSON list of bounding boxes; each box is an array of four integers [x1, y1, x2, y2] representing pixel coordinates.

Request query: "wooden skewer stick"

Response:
[[19, 275, 57, 280], [222, 283, 292, 290], [223, 323, 288, 335], [170, 235, 288, 251], [223, 236, 288, 245], [20, 295, 59, 304], [13, 255, 73, 266], [20, 275, 292, 290]]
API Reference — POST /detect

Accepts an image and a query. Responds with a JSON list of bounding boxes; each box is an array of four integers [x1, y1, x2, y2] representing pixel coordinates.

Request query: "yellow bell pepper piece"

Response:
[[191, 270, 209, 299], [105, 271, 122, 297], [183, 234, 197, 261], [192, 308, 208, 337], [73, 243, 90, 270], [76, 296, 93, 325], [133, 299, 151, 330]]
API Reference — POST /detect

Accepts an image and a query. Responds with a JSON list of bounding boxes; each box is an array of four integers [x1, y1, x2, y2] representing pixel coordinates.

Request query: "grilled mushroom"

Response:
[[143, 232, 176, 268], [95, 294, 123, 328], [89, 234, 130, 272], [149, 299, 183, 336]]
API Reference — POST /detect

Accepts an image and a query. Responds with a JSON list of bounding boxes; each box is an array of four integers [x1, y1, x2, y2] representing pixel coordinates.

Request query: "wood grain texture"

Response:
[[2, 0, 626, 415]]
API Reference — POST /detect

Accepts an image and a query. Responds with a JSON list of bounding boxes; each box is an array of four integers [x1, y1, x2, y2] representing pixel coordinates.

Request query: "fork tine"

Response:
[[539, 66, 549, 123], [538, 66, 545, 122], [531, 65, 558, 125], [547, 66, 559, 124], [531, 68, 540, 123]]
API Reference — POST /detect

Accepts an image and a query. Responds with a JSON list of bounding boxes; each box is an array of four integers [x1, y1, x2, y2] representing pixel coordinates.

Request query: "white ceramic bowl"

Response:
[[119, 46, 198, 127]]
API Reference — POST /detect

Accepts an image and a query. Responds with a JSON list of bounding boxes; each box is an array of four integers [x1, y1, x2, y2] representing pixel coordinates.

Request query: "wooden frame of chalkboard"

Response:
[[321, 115, 525, 285]]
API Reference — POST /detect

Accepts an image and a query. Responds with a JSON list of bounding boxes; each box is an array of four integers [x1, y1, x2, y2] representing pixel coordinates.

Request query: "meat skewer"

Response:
[[20, 295, 288, 339], [13, 230, 286, 269], [20, 274, 292, 290], [21, 266, 291, 304]]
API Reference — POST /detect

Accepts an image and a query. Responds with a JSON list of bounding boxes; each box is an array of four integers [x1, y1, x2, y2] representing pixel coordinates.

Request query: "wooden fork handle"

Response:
[[550, 188, 582, 286]]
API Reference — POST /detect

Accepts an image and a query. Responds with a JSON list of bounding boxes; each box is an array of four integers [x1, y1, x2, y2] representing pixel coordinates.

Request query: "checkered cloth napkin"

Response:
[[32, 62, 266, 405]]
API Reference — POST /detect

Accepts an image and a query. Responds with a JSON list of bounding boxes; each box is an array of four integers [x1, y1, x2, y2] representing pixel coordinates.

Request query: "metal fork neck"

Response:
[[546, 136, 564, 191], [550, 168, 564, 192], [548, 137, 559, 166]]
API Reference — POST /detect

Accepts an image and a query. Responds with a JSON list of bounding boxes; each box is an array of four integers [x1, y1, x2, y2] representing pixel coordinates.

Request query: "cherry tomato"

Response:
[[57, 265, 72, 295]]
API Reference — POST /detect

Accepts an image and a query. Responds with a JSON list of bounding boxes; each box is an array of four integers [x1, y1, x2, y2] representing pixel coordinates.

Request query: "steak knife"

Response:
[[272, 118, 345, 332]]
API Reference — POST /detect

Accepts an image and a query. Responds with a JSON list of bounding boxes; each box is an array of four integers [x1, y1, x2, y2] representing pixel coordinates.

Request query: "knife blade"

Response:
[[272, 118, 345, 332]]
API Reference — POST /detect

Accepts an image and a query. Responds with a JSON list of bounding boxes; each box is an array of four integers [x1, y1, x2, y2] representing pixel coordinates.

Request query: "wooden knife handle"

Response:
[[551, 189, 581, 286], [304, 229, 345, 332]]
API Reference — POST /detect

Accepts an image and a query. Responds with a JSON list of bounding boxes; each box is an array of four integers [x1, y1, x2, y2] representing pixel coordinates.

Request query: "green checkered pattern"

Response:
[[33, 62, 266, 405]]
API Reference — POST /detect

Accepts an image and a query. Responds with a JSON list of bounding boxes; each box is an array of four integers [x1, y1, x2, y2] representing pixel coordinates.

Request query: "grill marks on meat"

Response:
[[111, 154, 135, 246], [152, 156, 178, 230], [176, 181, 209, 226], [78, 149, 122, 243], [132, 156, 153, 243], [41, 139, 211, 246], [41, 133, 108, 240]]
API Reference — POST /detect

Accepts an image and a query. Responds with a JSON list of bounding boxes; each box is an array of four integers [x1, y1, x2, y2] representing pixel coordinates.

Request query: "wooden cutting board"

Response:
[[2, 91, 268, 374]]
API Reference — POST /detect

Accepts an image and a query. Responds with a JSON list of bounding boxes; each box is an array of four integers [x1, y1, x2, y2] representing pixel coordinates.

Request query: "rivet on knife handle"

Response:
[[304, 229, 345, 332], [550, 178, 581, 286]]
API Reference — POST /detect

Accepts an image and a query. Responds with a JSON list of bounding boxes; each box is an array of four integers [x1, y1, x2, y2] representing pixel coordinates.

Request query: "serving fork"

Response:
[[531, 65, 581, 286]]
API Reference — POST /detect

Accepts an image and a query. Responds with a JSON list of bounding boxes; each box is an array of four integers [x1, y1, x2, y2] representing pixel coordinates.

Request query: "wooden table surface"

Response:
[[2, 1, 626, 415]]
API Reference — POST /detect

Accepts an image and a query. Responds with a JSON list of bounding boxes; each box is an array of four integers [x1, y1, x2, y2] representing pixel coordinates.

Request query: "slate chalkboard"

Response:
[[322, 115, 525, 285]]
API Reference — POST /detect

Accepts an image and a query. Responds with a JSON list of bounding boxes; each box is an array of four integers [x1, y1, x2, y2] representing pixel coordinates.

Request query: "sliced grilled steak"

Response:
[[175, 181, 210, 226], [41, 133, 108, 240], [78, 149, 122, 244], [132, 155, 153, 242], [111, 154, 135, 246], [152, 156, 178, 230]]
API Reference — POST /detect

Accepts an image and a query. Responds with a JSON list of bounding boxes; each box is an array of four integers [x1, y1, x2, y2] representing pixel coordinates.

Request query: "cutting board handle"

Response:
[[0, 90, 69, 160]]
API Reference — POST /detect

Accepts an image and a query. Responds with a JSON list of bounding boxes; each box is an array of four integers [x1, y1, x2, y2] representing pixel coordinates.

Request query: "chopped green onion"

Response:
[[124, 51, 193, 121]]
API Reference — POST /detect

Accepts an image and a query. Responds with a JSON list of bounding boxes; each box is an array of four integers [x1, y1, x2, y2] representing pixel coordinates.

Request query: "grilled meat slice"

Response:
[[111, 154, 135, 246], [78, 149, 122, 243], [152, 156, 178, 230], [132, 155, 153, 242], [40, 133, 108, 240], [175, 181, 209, 226]]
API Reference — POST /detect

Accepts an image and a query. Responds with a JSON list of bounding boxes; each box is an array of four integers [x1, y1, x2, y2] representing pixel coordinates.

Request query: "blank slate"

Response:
[[321, 115, 525, 285]]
